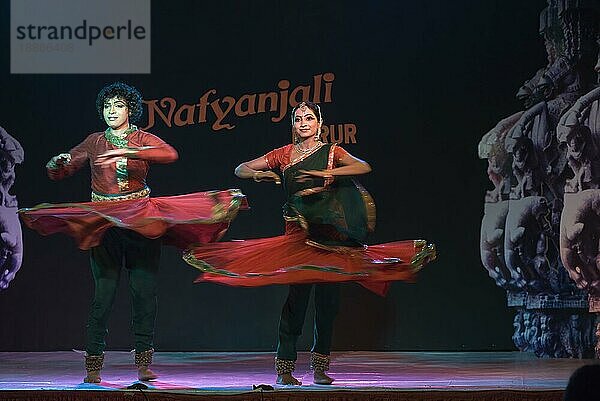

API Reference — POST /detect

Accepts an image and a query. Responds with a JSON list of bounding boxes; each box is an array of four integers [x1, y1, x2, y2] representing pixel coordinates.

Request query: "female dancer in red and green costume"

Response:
[[19, 82, 247, 383], [184, 101, 435, 385]]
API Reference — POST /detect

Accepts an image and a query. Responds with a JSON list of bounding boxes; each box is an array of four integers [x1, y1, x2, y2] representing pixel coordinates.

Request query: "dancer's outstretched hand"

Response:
[[95, 148, 134, 166], [253, 171, 281, 184], [46, 153, 71, 169], [295, 169, 333, 183]]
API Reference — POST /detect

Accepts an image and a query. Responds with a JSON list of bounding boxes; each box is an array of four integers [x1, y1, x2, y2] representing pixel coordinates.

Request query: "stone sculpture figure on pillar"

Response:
[[564, 125, 600, 193], [0, 126, 23, 290], [557, 64, 600, 357], [479, 112, 524, 289], [479, 0, 600, 358]]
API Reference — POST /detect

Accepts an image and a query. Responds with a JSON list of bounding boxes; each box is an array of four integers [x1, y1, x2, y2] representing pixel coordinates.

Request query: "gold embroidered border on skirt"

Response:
[[91, 187, 151, 202]]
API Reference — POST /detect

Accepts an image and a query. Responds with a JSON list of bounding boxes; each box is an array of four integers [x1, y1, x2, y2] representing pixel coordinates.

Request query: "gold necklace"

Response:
[[294, 141, 322, 154]]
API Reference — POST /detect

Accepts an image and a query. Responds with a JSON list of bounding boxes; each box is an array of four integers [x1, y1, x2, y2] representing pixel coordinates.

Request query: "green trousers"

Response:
[[85, 228, 161, 355], [276, 283, 340, 360]]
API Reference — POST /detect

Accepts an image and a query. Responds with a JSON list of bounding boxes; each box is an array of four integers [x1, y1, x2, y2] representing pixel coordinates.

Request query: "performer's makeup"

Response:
[[103, 97, 130, 131], [293, 106, 319, 139]]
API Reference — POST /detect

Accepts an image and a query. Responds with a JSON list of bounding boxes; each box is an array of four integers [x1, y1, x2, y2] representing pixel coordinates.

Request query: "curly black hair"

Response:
[[96, 82, 143, 123]]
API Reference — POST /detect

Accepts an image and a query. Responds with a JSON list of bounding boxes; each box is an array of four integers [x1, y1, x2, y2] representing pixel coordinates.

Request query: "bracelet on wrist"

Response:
[[125, 148, 138, 158]]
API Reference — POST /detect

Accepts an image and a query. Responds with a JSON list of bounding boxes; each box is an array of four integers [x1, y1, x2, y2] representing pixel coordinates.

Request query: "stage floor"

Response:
[[0, 351, 592, 400]]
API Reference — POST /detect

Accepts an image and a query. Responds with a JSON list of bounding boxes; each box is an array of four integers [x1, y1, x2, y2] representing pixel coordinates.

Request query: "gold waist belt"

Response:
[[91, 187, 151, 202]]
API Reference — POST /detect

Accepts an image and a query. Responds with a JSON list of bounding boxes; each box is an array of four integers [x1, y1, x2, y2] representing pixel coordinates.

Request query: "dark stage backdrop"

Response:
[[0, 0, 549, 351]]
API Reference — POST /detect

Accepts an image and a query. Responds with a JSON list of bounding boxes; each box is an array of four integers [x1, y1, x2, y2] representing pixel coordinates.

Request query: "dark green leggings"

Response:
[[86, 228, 161, 355], [276, 283, 340, 361]]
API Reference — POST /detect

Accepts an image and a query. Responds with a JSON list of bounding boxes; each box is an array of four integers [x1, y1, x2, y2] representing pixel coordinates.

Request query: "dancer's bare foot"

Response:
[[84, 370, 101, 383], [313, 371, 334, 385], [276, 373, 301, 385], [138, 367, 158, 381]]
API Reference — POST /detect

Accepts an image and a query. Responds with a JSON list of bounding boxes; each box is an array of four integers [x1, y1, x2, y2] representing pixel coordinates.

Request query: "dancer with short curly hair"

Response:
[[20, 82, 247, 383]]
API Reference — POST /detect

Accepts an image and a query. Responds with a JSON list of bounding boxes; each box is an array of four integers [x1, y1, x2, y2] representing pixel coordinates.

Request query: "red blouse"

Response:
[[47, 130, 178, 195], [264, 143, 349, 171]]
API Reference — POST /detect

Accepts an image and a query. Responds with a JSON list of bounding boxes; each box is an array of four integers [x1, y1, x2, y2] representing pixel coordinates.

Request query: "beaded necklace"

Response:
[[103, 125, 137, 192], [104, 125, 137, 148]]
